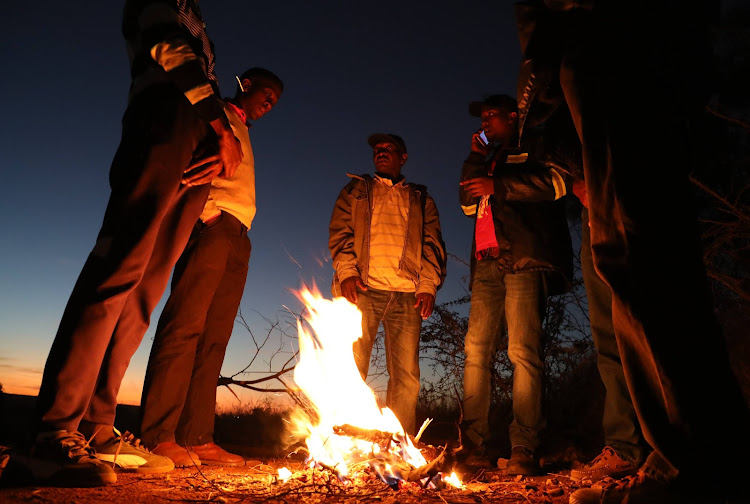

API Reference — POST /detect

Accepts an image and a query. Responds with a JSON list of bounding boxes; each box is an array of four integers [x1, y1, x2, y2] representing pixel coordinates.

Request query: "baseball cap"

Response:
[[367, 133, 407, 154], [468, 94, 518, 117]]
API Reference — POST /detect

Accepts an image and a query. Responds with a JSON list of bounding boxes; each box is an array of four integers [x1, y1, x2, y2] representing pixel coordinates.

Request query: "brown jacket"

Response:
[[328, 174, 446, 297]]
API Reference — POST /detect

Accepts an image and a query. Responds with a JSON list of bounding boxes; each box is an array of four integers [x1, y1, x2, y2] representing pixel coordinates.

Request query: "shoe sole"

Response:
[[95, 454, 175, 473], [170, 458, 201, 468], [570, 466, 638, 482], [112, 463, 175, 473], [15, 454, 117, 487]]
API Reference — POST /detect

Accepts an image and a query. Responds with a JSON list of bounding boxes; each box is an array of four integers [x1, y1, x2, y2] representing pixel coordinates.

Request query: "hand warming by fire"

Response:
[[284, 284, 462, 489]]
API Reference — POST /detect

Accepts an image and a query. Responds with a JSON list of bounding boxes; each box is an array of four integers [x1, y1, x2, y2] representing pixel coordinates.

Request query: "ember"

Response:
[[286, 284, 461, 489]]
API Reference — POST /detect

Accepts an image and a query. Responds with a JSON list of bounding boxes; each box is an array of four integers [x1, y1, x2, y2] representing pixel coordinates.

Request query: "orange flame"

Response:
[[288, 284, 461, 488]]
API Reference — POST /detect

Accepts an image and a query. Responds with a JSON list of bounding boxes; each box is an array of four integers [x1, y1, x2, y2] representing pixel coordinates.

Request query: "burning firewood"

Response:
[[400, 446, 447, 483], [330, 424, 454, 486], [290, 287, 465, 489], [332, 424, 395, 446]]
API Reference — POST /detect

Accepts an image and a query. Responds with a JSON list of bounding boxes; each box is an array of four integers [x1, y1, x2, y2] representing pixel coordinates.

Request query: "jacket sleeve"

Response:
[[135, 0, 227, 125], [494, 158, 569, 203], [417, 194, 447, 296], [459, 151, 487, 216], [328, 183, 361, 284]]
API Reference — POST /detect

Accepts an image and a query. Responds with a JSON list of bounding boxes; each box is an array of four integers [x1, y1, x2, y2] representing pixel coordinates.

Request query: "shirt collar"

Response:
[[225, 100, 249, 127], [374, 172, 406, 187]]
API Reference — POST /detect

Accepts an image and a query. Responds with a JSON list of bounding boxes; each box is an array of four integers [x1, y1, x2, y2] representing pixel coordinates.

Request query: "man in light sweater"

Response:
[[139, 67, 283, 468], [328, 134, 447, 435]]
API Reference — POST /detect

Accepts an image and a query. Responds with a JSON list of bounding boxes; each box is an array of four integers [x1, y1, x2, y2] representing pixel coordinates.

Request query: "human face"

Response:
[[372, 142, 407, 177], [241, 82, 281, 120], [480, 106, 516, 144]]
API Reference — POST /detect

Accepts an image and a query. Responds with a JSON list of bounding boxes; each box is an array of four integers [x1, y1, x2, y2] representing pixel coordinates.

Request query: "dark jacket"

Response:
[[329, 174, 447, 297], [459, 142, 574, 296], [515, 1, 583, 183]]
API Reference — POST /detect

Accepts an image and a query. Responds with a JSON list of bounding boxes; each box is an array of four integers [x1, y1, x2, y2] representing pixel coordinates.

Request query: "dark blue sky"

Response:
[[0, 0, 521, 404]]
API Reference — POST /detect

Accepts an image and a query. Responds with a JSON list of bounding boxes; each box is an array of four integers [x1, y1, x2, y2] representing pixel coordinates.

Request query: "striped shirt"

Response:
[[367, 175, 415, 292], [123, 0, 226, 124]]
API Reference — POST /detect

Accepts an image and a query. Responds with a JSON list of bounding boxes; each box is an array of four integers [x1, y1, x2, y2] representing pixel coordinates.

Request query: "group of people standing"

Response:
[[27, 1, 750, 504]]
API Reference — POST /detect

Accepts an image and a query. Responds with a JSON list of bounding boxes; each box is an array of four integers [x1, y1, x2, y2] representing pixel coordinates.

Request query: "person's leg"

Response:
[[581, 209, 642, 461], [177, 215, 250, 455], [353, 288, 387, 383], [462, 260, 506, 449], [83, 183, 208, 437], [139, 215, 233, 449], [36, 88, 211, 435], [562, 2, 750, 497], [570, 209, 643, 482], [381, 291, 422, 436], [505, 271, 547, 453]]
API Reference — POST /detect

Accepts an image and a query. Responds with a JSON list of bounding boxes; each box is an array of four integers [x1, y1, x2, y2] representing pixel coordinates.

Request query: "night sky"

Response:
[[0, 1, 522, 406]]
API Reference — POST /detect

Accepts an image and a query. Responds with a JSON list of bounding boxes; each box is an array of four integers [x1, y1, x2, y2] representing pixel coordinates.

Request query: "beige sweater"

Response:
[[200, 103, 256, 228]]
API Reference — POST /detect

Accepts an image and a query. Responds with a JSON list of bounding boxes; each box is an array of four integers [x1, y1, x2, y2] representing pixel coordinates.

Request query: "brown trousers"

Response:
[[140, 212, 251, 447], [37, 85, 213, 433]]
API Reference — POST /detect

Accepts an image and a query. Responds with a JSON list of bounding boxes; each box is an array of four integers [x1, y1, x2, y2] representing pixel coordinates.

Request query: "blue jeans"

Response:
[[463, 262, 548, 451], [353, 287, 422, 435]]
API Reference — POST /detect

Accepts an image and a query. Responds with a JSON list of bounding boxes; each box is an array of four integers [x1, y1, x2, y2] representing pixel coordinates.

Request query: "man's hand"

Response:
[[341, 276, 367, 304], [182, 153, 223, 186], [414, 293, 435, 320], [471, 130, 489, 155], [460, 177, 495, 198], [210, 117, 243, 179]]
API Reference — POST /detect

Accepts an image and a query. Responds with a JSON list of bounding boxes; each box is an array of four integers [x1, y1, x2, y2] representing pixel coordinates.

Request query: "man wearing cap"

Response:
[[459, 94, 573, 474], [328, 133, 447, 435]]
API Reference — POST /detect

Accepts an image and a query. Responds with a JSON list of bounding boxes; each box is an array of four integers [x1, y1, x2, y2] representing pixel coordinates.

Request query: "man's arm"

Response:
[[493, 159, 568, 203], [417, 194, 447, 298], [328, 184, 362, 293], [133, 0, 241, 178]]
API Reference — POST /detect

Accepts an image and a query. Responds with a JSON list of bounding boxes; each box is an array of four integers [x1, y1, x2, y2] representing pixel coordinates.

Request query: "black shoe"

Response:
[[504, 446, 540, 476], [29, 430, 117, 487]]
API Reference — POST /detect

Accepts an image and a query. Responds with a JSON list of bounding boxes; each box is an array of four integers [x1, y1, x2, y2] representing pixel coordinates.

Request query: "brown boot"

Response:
[[189, 442, 244, 467], [151, 442, 200, 468], [504, 446, 540, 476]]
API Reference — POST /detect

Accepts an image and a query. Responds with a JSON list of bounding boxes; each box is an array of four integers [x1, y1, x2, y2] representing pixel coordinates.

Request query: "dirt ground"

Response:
[[0, 393, 590, 503], [0, 445, 587, 504]]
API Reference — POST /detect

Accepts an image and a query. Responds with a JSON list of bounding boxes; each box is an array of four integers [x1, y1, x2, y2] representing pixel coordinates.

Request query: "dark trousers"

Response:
[[560, 1, 750, 486], [140, 212, 251, 447], [36, 86, 212, 432], [580, 208, 643, 464]]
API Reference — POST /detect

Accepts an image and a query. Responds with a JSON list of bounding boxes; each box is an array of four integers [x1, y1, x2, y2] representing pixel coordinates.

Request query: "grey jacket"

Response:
[[329, 173, 447, 297]]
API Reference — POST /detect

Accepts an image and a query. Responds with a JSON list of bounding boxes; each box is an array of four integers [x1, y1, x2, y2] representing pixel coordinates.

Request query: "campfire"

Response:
[[283, 284, 462, 490]]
